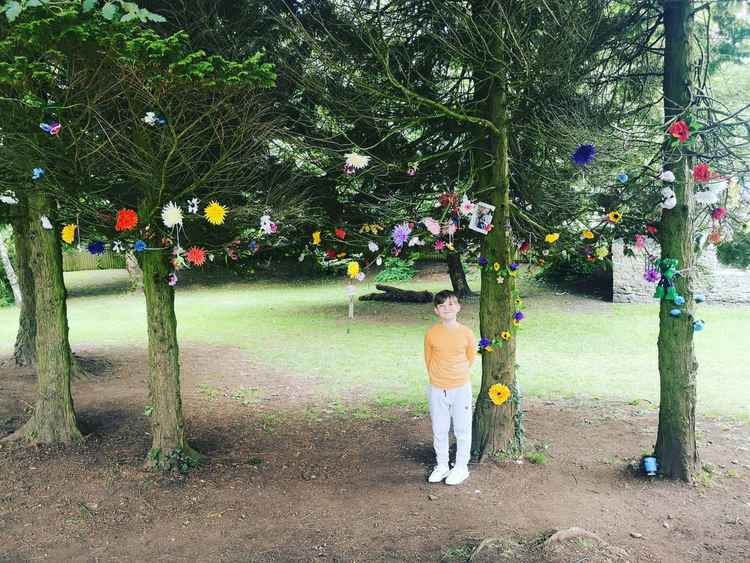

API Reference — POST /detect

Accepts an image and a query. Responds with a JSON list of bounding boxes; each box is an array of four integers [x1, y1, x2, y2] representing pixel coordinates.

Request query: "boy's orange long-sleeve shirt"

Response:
[[423, 322, 477, 389]]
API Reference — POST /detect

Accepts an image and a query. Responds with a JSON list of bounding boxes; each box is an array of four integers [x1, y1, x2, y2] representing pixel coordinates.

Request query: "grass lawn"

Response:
[[1, 268, 748, 421]]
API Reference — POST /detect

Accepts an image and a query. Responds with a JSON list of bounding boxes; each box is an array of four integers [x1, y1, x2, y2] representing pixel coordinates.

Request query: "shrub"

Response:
[[717, 230, 750, 269], [374, 257, 417, 282]]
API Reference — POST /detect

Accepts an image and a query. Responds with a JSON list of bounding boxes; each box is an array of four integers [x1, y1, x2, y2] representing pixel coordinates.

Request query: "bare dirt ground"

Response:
[[1, 342, 749, 563]]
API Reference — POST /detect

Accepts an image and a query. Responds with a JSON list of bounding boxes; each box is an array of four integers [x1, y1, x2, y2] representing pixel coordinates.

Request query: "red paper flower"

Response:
[[711, 207, 727, 221], [335, 228, 346, 239], [115, 208, 138, 231], [519, 241, 530, 253], [646, 225, 658, 235], [186, 246, 207, 266], [667, 120, 690, 143], [692, 163, 712, 183], [708, 230, 721, 245], [325, 249, 337, 258]]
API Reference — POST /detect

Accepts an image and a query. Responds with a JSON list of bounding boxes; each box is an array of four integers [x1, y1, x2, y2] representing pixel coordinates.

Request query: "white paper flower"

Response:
[[187, 197, 200, 214], [355, 272, 366, 282], [259, 214, 274, 235], [694, 190, 719, 205], [112, 241, 124, 253], [344, 152, 370, 170], [660, 187, 677, 210], [40, 215, 52, 229], [408, 236, 425, 247], [298, 253, 305, 262], [161, 202, 183, 228], [367, 241, 379, 252], [659, 170, 676, 182], [376, 256, 383, 266], [0, 191, 18, 205], [459, 195, 476, 216], [142, 112, 158, 126]]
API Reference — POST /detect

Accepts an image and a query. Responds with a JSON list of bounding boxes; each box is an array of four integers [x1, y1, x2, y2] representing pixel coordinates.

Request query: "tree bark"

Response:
[[141, 248, 202, 470], [11, 204, 36, 367], [654, 0, 699, 481], [0, 234, 22, 304], [446, 251, 474, 298], [470, 1, 521, 461], [3, 190, 81, 444]]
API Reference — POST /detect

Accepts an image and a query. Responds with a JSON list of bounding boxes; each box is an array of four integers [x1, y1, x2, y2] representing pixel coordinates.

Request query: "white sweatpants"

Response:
[[428, 382, 473, 469]]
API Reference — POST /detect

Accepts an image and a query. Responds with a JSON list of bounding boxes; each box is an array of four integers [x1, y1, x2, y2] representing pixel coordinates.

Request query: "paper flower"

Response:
[[422, 217, 441, 236], [634, 234, 646, 251], [478, 256, 488, 267], [260, 215, 276, 235], [571, 144, 596, 166], [500, 331, 511, 341], [646, 225, 658, 235], [660, 188, 677, 210], [692, 163, 712, 183], [509, 262, 519, 271], [161, 202, 183, 228], [643, 267, 660, 283], [142, 112, 166, 126], [607, 210, 623, 223], [0, 191, 18, 205], [479, 338, 492, 349], [367, 241, 379, 252], [544, 233, 559, 244], [115, 208, 138, 231], [347, 261, 360, 279], [39, 121, 61, 135], [693, 320, 705, 332], [40, 216, 52, 229], [659, 170, 676, 182], [61, 224, 77, 244], [134, 239, 146, 252], [708, 230, 721, 244], [519, 241, 530, 253], [376, 256, 383, 266], [493, 262, 501, 271], [87, 241, 105, 255], [711, 207, 727, 221], [674, 295, 685, 306], [438, 192, 459, 209], [488, 383, 511, 406], [186, 246, 207, 266], [594, 246, 609, 259], [187, 198, 200, 214], [617, 172, 629, 183], [434, 240, 446, 250], [513, 311, 524, 322], [167, 272, 178, 286], [695, 190, 719, 205], [408, 236, 424, 247], [581, 230, 594, 240], [406, 162, 418, 176], [392, 223, 412, 248], [112, 241, 124, 253], [459, 195, 476, 216], [312, 231, 321, 245], [204, 201, 228, 225], [344, 152, 370, 174], [335, 227, 347, 239], [356, 272, 366, 281], [667, 120, 690, 143], [32, 167, 44, 180]]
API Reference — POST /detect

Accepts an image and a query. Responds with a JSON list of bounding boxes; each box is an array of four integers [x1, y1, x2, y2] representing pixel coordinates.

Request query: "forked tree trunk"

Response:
[[446, 251, 474, 298], [470, 4, 521, 460], [141, 248, 202, 470], [654, 0, 699, 481], [4, 191, 81, 444], [12, 206, 36, 367]]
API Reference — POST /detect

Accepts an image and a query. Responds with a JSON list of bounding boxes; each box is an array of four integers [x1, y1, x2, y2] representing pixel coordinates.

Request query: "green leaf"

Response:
[[82, 0, 97, 12], [119, 11, 137, 22], [4, 1, 22, 21], [100, 1, 117, 19], [119, 1, 138, 12], [26, 0, 43, 7], [145, 11, 165, 22]]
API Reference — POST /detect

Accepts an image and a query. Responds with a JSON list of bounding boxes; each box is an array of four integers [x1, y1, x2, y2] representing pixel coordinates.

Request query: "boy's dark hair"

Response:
[[434, 289, 458, 307]]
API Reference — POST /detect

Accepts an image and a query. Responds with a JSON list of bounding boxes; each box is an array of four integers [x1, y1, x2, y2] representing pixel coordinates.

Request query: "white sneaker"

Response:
[[445, 465, 469, 485], [428, 465, 450, 483]]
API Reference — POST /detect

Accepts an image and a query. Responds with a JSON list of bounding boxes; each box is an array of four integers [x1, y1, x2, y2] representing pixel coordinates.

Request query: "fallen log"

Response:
[[359, 284, 433, 303]]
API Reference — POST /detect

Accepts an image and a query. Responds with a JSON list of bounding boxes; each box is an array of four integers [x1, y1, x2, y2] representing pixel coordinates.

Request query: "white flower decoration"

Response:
[[376, 256, 383, 266], [112, 241, 124, 253], [40, 216, 52, 229], [659, 170, 676, 182], [660, 187, 677, 210], [344, 152, 370, 170], [187, 197, 200, 214], [161, 202, 183, 228], [0, 191, 18, 205], [259, 214, 274, 235], [142, 112, 158, 126], [694, 190, 719, 205], [367, 241, 379, 252], [408, 236, 425, 247]]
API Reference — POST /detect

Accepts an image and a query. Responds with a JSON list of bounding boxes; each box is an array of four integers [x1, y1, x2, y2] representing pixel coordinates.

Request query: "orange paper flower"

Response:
[[115, 208, 138, 232]]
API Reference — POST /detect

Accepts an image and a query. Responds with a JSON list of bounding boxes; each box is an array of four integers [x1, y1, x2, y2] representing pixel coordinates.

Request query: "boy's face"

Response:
[[434, 297, 461, 322]]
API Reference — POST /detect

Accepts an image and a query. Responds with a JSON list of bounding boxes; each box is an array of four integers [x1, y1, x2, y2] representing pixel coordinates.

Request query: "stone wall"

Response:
[[612, 240, 750, 304]]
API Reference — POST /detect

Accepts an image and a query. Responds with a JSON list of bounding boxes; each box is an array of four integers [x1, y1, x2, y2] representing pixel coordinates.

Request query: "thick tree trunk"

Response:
[[12, 207, 37, 367], [3, 191, 81, 444], [470, 7, 521, 461], [654, 0, 699, 481], [141, 249, 201, 470], [446, 251, 474, 298], [0, 234, 22, 304]]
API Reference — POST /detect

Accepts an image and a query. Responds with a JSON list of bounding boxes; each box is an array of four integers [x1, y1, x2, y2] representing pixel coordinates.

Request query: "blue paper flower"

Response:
[[87, 241, 105, 255], [513, 311, 524, 321], [32, 167, 45, 180], [509, 262, 519, 271], [478, 256, 488, 267], [571, 144, 596, 166], [617, 172, 629, 183], [134, 239, 146, 252], [479, 338, 491, 349]]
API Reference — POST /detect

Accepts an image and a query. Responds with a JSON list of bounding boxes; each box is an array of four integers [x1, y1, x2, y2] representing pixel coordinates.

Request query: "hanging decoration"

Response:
[[652, 258, 679, 301], [571, 143, 596, 166], [667, 120, 690, 143], [32, 167, 44, 180], [204, 201, 228, 225], [39, 121, 61, 135], [0, 191, 18, 205], [87, 241, 105, 255], [488, 383, 511, 406], [161, 201, 183, 228], [142, 112, 166, 126], [660, 187, 677, 210], [40, 216, 53, 230], [187, 197, 200, 214], [186, 246, 207, 266], [61, 223, 77, 244], [115, 208, 139, 231], [343, 152, 370, 175]]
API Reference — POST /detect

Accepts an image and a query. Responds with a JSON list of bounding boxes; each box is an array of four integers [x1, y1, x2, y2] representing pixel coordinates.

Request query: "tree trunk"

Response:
[[141, 248, 202, 470], [446, 251, 474, 298], [125, 250, 143, 291], [3, 191, 81, 444], [470, 4, 521, 461], [0, 234, 22, 304], [11, 204, 37, 367], [654, 0, 699, 481]]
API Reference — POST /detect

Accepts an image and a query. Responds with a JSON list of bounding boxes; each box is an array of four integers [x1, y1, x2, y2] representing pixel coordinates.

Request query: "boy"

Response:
[[423, 290, 477, 485]]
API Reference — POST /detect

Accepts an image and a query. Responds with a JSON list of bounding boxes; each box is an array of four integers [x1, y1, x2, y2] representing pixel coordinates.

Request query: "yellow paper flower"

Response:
[[61, 223, 76, 244], [508, 269, 517, 277], [595, 245, 609, 259], [607, 210, 623, 224], [485, 346, 494, 353], [347, 261, 360, 279], [544, 233, 559, 244], [515, 298, 523, 306], [500, 331, 511, 341], [337, 252, 347, 258], [582, 230, 594, 239], [512, 319, 520, 326], [493, 262, 501, 271], [488, 383, 511, 406], [312, 231, 321, 245], [204, 201, 228, 225]]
